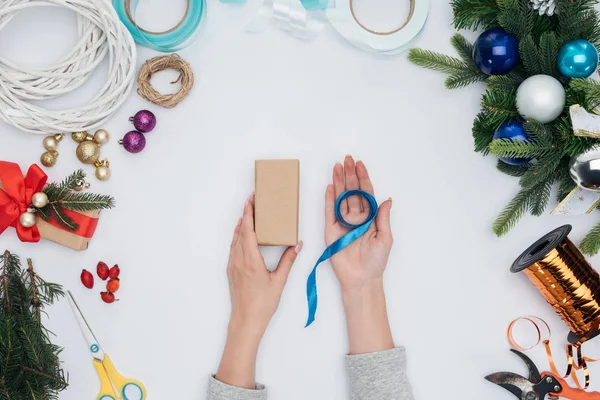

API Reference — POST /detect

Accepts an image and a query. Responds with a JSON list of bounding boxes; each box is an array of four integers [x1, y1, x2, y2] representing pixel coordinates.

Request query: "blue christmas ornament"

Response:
[[473, 28, 520, 75], [557, 39, 599, 79], [493, 119, 532, 166]]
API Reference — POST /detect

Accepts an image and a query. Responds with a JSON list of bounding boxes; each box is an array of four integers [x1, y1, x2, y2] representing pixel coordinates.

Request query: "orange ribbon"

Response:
[[0, 161, 100, 242], [0, 161, 47, 242]]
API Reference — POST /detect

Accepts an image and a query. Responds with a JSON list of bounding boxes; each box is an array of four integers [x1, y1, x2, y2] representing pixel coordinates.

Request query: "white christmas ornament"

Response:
[[516, 75, 565, 124]]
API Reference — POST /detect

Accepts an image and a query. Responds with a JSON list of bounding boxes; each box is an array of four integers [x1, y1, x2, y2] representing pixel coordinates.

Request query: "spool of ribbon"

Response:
[[305, 190, 378, 327], [245, 0, 327, 40], [0, 162, 100, 243], [113, 0, 205, 52]]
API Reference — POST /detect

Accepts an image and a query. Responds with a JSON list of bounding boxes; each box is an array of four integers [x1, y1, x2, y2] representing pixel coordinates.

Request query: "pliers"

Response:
[[485, 349, 600, 399]]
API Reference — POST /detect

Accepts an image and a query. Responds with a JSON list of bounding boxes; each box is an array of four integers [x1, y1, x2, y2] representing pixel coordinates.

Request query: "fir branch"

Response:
[[49, 205, 77, 231], [26, 259, 40, 323], [524, 120, 554, 146], [498, 0, 534, 39], [528, 180, 553, 216], [519, 149, 563, 188], [481, 89, 519, 119], [487, 73, 525, 92], [519, 34, 542, 75], [493, 185, 537, 236], [473, 111, 499, 154], [45, 170, 86, 203], [581, 222, 600, 255], [451, 0, 499, 30], [450, 33, 475, 66], [570, 78, 600, 110], [557, 169, 577, 201], [488, 138, 552, 158], [496, 159, 532, 177], [539, 31, 560, 78], [445, 69, 488, 89], [57, 193, 114, 212], [407, 49, 470, 74]]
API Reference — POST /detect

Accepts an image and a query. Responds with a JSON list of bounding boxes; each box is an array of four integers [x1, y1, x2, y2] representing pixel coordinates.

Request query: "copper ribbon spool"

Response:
[[512, 225, 600, 345]]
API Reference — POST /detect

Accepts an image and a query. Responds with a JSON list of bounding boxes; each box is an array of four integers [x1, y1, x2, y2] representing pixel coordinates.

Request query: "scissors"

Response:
[[486, 349, 600, 399], [67, 291, 147, 400]]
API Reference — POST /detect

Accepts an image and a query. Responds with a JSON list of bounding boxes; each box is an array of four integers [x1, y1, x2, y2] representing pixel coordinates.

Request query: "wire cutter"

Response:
[[485, 349, 600, 399]]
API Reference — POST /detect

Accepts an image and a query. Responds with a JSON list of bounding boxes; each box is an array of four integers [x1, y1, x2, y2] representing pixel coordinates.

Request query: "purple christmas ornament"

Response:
[[130, 110, 156, 133], [119, 131, 146, 153]]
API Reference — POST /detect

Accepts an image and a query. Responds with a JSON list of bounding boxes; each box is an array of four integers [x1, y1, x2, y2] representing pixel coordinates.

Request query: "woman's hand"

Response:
[[216, 194, 302, 389], [326, 156, 395, 355]]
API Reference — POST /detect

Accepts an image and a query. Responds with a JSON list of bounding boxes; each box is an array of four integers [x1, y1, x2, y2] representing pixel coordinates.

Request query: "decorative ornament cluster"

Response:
[[408, 0, 600, 254], [72, 130, 112, 181], [119, 110, 157, 154]]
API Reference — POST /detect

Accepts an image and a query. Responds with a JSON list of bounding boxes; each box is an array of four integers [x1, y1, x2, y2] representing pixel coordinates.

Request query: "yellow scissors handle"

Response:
[[94, 355, 147, 400]]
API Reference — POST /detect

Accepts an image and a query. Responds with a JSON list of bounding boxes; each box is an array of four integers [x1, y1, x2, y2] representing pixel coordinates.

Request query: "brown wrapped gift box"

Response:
[[0, 181, 101, 251], [255, 159, 299, 246]]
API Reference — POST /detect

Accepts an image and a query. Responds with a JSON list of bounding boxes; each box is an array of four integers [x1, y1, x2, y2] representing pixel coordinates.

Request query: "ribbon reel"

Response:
[[113, 0, 206, 52]]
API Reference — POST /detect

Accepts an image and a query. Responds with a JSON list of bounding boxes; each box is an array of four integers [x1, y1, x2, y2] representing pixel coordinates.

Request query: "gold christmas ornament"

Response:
[[72, 131, 90, 143], [74, 180, 91, 191], [40, 151, 59, 167], [76, 141, 100, 164], [31, 192, 49, 208], [19, 211, 36, 228], [43, 133, 63, 151], [94, 129, 110, 145], [94, 159, 111, 181]]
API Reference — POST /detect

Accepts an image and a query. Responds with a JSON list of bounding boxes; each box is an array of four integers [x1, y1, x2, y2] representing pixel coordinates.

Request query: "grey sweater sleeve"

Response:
[[346, 347, 414, 400], [207, 347, 413, 400]]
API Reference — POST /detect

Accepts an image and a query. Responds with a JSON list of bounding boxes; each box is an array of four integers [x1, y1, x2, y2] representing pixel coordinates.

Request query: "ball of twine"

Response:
[[137, 54, 194, 109]]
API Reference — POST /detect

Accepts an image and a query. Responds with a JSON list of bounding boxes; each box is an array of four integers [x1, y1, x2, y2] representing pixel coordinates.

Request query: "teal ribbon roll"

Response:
[[113, 0, 205, 52], [305, 190, 378, 327]]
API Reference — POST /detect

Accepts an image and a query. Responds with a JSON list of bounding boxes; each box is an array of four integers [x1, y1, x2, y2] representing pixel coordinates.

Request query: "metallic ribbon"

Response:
[[113, 0, 205, 52], [551, 186, 600, 216], [305, 190, 378, 327], [513, 227, 600, 344], [0, 162, 100, 243]]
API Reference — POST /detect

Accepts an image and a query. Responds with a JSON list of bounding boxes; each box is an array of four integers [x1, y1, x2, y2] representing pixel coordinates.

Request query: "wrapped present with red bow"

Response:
[[0, 161, 114, 251]]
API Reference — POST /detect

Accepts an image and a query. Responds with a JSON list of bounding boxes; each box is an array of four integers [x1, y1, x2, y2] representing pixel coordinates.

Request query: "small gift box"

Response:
[[0, 162, 114, 251]]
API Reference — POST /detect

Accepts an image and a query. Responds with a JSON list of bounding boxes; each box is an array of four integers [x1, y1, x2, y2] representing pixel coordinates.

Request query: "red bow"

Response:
[[0, 161, 47, 242]]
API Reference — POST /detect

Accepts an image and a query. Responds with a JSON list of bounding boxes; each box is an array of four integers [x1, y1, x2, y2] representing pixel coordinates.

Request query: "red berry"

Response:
[[106, 278, 120, 293], [100, 291, 117, 304], [80, 270, 94, 289], [97, 261, 109, 280], [109, 264, 120, 279]]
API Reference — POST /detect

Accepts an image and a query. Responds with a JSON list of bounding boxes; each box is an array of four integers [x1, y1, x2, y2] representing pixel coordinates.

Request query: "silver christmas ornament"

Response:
[[530, 0, 556, 16], [516, 75, 565, 124], [19, 211, 36, 228], [570, 147, 600, 191], [31, 192, 48, 208]]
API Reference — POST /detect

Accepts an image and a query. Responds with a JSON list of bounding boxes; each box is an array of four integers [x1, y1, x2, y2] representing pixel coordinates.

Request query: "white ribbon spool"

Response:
[[327, 0, 429, 55]]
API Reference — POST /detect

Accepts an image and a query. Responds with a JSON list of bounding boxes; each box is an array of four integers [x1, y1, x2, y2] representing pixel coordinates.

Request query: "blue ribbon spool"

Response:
[[305, 190, 378, 327], [113, 0, 205, 52]]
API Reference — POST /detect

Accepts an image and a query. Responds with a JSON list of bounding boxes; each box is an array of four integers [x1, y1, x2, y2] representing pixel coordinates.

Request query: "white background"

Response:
[[2, 0, 600, 399]]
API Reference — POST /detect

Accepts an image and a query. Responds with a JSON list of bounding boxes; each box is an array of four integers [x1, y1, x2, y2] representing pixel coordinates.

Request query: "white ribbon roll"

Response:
[[327, 0, 429, 55]]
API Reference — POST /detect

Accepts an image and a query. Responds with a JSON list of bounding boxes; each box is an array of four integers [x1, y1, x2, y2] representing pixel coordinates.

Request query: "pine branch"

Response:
[[570, 78, 600, 110], [487, 73, 525, 92], [481, 89, 519, 120], [539, 31, 560, 78], [49, 205, 77, 231], [581, 222, 600, 255], [451, 0, 499, 30], [473, 111, 500, 154], [488, 138, 552, 158], [45, 170, 86, 202], [528, 180, 553, 216], [519, 149, 563, 188], [57, 193, 114, 212], [496, 159, 532, 176], [407, 49, 470, 74], [556, 169, 577, 201], [520, 34, 542, 75], [498, 0, 534, 39], [493, 185, 537, 236], [450, 33, 475, 66], [445, 69, 488, 88], [524, 120, 554, 146]]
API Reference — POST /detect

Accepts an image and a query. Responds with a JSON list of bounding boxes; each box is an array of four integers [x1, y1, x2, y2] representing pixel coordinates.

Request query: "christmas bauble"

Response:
[[473, 28, 520, 75], [43, 134, 63, 151], [76, 141, 100, 164], [93, 129, 110, 145], [570, 147, 600, 191], [31, 192, 48, 208], [557, 39, 599, 79], [40, 151, 58, 167], [493, 119, 532, 166], [95, 166, 111, 181], [72, 131, 90, 143], [131, 110, 156, 133], [119, 131, 146, 153], [19, 212, 36, 228], [516, 75, 565, 123]]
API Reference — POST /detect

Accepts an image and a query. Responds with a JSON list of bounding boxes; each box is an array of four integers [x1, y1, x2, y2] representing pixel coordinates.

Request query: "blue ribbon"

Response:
[[113, 0, 205, 52], [305, 190, 378, 327]]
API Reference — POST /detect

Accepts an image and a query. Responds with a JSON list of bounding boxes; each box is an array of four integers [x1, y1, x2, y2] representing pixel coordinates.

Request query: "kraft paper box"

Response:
[[0, 181, 100, 251], [255, 159, 299, 246]]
